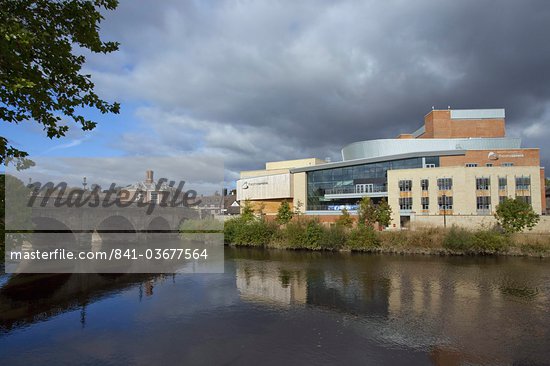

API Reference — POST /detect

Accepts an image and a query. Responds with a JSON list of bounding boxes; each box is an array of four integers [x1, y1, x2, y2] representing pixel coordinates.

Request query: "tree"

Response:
[[276, 200, 293, 224], [357, 196, 377, 226], [240, 199, 255, 222], [335, 207, 354, 228], [376, 198, 393, 228], [1, 0, 120, 165], [357, 196, 393, 228], [495, 197, 540, 234]]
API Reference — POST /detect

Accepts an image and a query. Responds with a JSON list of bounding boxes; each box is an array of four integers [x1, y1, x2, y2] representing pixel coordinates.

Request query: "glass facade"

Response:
[[307, 157, 432, 211]]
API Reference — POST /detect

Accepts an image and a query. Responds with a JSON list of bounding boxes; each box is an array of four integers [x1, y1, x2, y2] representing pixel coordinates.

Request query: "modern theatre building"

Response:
[[237, 109, 546, 229]]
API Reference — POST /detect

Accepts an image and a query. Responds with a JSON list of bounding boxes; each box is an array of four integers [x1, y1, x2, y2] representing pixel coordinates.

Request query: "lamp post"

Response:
[[442, 194, 447, 228]]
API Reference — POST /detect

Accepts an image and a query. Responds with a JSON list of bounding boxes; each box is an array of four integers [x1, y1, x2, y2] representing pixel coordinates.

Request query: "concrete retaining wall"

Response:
[[411, 214, 550, 233]]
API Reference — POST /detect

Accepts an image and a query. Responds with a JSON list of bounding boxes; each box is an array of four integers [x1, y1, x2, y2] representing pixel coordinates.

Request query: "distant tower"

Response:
[[145, 170, 154, 184], [82, 177, 87, 190]]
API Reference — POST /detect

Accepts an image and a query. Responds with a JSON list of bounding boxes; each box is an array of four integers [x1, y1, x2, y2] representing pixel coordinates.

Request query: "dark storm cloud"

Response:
[[88, 0, 550, 175]]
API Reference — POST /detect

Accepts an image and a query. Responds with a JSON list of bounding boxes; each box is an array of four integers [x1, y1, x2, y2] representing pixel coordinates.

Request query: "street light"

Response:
[[442, 193, 447, 228]]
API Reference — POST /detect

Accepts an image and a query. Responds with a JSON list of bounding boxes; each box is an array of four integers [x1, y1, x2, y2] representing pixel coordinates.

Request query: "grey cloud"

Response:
[[88, 0, 550, 172]]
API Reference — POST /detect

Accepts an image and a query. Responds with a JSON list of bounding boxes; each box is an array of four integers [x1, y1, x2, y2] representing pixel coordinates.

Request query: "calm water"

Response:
[[1, 248, 549, 365]]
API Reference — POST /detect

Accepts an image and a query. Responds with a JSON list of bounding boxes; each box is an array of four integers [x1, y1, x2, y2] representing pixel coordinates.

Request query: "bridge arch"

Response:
[[95, 215, 137, 243], [147, 216, 171, 232], [30, 217, 77, 251]]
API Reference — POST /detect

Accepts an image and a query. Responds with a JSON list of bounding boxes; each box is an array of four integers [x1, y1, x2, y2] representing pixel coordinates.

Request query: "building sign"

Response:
[[328, 204, 358, 211], [237, 173, 291, 200], [488, 151, 525, 160], [499, 153, 524, 158]]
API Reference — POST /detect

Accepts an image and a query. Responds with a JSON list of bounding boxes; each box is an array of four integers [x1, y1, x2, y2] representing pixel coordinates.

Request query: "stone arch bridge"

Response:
[[28, 205, 201, 249]]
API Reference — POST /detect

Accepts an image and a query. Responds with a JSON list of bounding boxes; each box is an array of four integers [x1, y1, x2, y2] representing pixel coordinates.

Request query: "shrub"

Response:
[[276, 219, 345, 250], [346, 225, 380, 251], [471, 230, 510, 253], [223, 217, 276, 246], [302, 220, 324, 249], [443, 227, 474, 251], [443, 227, 510, 254], [280, 220, 306, 249], [223, 217, 244, 244], [319, 225, 346, 250]]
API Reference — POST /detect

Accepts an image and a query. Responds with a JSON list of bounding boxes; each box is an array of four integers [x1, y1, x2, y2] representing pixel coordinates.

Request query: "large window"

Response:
[[476, 196, 491, 213], [516, 195, 532, 205], [399, 197, 413, 210], [476, 177, 490, 190], [421, 196, 429, 210], [515, 176, 530, 190], [421, 179, 429, 191], [306, 157, 425, 210], [437, 178, 453, 190], [498, 177, 507, 190], [399, 180, 412, 192], [438, 196, 453, 210]]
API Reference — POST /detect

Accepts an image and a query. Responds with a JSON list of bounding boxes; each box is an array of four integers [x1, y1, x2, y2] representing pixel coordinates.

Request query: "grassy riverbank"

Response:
[[224, 216, 550, 257]]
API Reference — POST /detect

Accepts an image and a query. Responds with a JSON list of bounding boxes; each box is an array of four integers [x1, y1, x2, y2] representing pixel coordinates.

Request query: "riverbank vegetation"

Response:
[[223, 199, 549, 257]]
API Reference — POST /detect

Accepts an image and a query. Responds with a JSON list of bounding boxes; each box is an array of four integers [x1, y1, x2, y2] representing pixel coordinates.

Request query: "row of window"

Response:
[[399, 196, 453, 211], [466, 162, 514, 167], [399, 195, 532, 212], [399, 178, 451, 191], [398, 176, 531, 192]]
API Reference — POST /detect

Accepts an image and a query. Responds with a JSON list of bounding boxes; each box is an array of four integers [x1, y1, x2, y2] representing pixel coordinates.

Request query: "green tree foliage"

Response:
[[357, 196, 377, 226], [276, 200, 293, 224], [376, 198, 393, 228], [346, 224, 379, 250], [495, 197, 540, 234], [240, 199, 255, 222], [357, 196, 393, 228], [335, 207, 354, 228], [0, 0, 120, 164]]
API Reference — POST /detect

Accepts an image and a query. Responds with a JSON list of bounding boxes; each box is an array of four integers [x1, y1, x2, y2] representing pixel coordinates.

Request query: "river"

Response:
[[1, 248, 549, 365]]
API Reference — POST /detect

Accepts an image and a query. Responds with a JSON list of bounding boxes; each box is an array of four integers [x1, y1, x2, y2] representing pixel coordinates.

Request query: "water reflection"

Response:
[[0, 249, 548, 365], [233, 249, 550, 365], [0, 273, 167, 332]]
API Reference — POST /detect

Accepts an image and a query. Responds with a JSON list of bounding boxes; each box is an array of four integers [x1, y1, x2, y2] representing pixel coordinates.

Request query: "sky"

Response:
[[2, 0, 550, 187]]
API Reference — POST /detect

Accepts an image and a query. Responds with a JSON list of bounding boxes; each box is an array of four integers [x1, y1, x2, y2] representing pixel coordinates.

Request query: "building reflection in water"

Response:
[[236, 261, 307, 305], [234, 254, 550, 365], [235, 259, 390, 316]]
